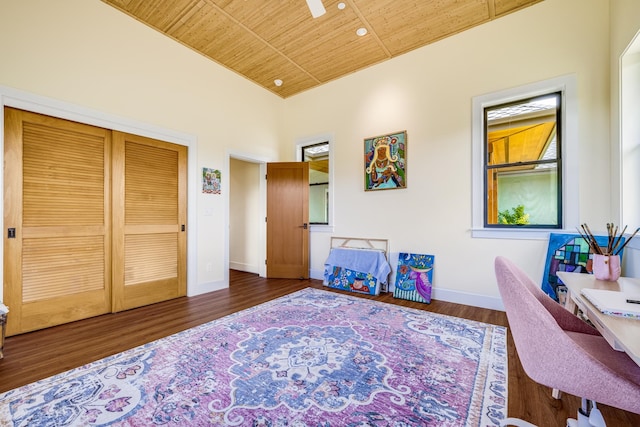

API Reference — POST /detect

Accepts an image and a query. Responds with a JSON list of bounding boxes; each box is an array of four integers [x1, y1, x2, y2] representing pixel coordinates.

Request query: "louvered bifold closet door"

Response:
[[3, 108, 111, 336], [111, 131, 187, 312]]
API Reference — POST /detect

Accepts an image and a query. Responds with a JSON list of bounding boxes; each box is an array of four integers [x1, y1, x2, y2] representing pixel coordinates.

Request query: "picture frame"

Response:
[[202, 167, 221, 194], [364, 130, 407, 191]]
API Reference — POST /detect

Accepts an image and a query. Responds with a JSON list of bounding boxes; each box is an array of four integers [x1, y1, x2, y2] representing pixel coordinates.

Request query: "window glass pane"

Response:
[[487, 165, 559, 226], [484, 93, 561, 227], [486, 94, 559, 166], [309, 183, 328, 223], [302, 142, 329, 225]]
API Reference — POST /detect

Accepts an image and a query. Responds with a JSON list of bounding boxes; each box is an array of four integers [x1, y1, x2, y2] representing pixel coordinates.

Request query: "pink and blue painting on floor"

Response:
[[394, 252, 435, 303]]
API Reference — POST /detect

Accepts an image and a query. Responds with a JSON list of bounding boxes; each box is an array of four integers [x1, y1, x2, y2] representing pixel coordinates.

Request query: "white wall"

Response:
[[2, 0, 639, 311], [621, 51, 640, 225], [0, 0, 284, 300], [283, 0, 622, 309], [611, 0, 640, 277]]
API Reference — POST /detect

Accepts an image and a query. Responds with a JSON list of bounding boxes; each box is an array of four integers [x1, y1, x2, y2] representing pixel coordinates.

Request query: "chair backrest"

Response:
[[514, 262, 599, 335], [494, 256, 572, 389]]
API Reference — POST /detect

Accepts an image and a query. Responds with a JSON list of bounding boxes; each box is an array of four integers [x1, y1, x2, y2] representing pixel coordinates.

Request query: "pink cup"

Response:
[[592, 254, 621, 281]]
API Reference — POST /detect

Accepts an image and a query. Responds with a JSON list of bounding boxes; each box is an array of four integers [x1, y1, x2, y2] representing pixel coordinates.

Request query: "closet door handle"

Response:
[[301, 223, 308, 229]]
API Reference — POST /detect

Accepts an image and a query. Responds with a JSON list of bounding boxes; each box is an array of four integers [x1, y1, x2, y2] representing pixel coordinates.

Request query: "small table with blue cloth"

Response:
[[323, 247, 391, 295]]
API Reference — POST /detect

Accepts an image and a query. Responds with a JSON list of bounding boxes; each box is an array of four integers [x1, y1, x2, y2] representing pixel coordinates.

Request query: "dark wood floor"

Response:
[[1, 270, 638, 426]]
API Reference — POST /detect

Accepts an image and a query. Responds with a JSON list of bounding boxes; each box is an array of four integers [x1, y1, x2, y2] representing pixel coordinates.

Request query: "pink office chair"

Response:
[[494, 256, 640, 426]]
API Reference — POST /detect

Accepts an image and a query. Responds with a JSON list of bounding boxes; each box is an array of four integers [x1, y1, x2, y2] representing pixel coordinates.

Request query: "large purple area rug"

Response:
[[0, 288, 507, 426]]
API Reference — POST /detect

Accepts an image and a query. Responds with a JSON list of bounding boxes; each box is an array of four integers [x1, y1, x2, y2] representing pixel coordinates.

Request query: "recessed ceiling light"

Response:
[[356, 27, 368, 37], [337, 2, 346, 10], [274, 79, 283, 87]]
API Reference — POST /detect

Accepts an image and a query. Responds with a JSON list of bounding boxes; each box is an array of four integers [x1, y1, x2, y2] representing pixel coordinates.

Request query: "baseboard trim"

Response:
[[229, 262, 260, 274], [310, 268, 325, 281], [310, 268, 504, 312], [188, 279, 227, 297], [431, 288, 504, 311]]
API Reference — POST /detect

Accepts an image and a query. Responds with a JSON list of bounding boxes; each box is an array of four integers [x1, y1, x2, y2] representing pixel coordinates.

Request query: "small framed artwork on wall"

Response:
[[202, 167, 221, 194], [364, 130, 407, 191]]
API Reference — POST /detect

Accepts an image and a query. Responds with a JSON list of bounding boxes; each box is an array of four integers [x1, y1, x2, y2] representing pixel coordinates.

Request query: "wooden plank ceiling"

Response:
[[101, 0, 543, 98]]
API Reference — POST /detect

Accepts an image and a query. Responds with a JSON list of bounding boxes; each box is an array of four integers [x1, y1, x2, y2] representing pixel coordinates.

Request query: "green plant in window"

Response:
[[498, 205, 530, 225]]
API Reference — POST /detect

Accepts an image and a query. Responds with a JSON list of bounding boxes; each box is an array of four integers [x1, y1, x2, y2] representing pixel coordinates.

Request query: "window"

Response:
[[472, 75, 579, 239], [484, 93, 562, 228], [621, 31, 640, 231], [299, 139, 331, 227]]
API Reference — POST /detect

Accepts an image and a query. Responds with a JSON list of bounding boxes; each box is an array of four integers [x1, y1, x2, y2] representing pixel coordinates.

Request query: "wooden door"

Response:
[[111, 131, 187, 312], [266, 162, 309, 278], [3, 108, 112, 335]]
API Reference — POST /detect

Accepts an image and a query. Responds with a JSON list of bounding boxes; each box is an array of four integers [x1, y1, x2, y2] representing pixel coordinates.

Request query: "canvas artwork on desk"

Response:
[[393, 253, 434, 303], [542, 232, 626, 304]]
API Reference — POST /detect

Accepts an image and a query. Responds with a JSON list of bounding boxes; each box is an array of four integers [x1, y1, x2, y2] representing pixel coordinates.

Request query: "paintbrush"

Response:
[[614, 227, 640, 255], [611, 224, 627, 255], [578, 224, 594, 253], [582, 223, 603, 254], [577, 225, 601, 254]]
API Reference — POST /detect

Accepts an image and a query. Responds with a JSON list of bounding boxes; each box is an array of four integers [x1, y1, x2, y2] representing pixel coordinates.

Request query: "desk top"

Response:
[[557, 272, 640, 367]]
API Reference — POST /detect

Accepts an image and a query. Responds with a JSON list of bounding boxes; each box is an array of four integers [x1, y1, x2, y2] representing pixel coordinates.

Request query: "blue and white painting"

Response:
[[542, 232, 625, 303], [393, 253, 434, 304]]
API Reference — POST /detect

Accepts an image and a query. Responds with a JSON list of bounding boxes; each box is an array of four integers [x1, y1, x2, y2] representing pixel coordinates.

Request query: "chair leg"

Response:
[[567, 399, 607, 427], [552, 388, 562, 399]]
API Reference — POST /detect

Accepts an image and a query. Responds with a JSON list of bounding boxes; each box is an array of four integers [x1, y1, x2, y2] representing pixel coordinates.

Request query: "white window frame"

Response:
[[296, 133, 335, 233], [471, 75, 579, 239]]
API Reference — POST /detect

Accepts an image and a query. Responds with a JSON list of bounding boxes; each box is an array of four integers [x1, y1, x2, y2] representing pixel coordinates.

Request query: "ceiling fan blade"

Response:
[[305, 0, 326, 18]]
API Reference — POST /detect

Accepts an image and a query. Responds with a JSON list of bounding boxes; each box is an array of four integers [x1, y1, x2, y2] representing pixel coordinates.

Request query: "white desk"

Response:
[[557, 271, 640, 367]]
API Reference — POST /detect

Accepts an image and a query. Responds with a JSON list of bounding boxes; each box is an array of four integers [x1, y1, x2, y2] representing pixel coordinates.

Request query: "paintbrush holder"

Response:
[[592, 254, 621, 281]]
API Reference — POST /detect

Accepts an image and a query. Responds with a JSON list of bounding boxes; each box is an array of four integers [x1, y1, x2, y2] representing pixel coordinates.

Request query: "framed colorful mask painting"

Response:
[[364, 131, 407, 191]]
